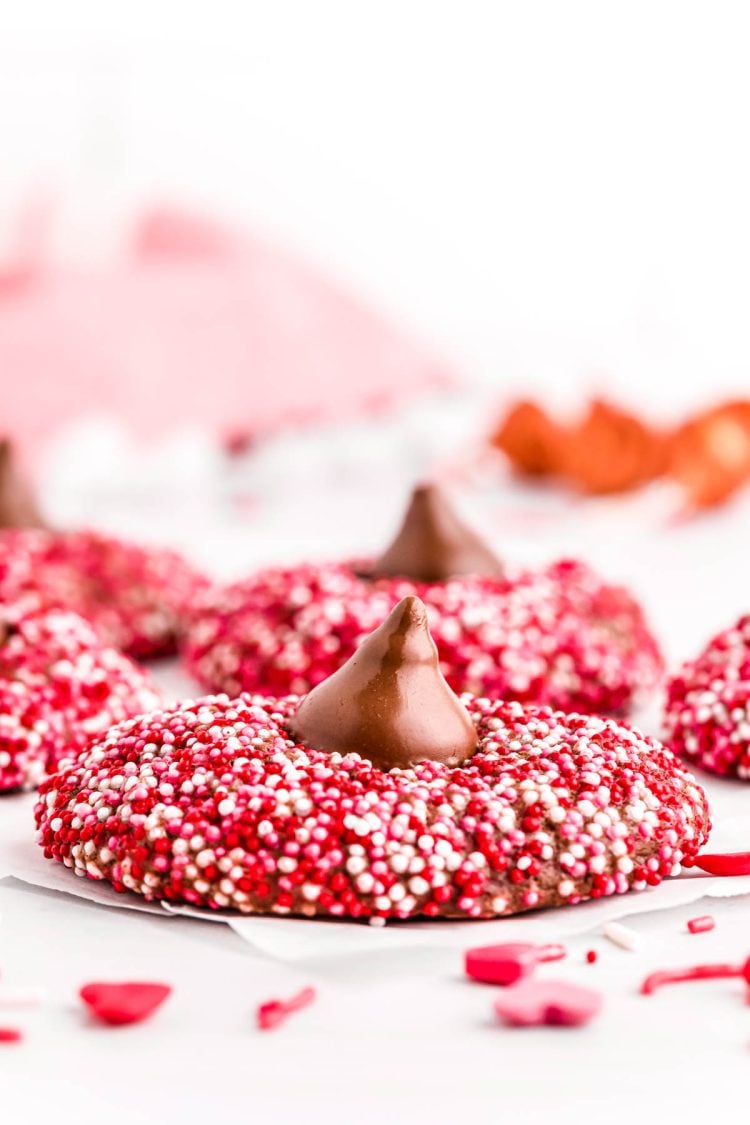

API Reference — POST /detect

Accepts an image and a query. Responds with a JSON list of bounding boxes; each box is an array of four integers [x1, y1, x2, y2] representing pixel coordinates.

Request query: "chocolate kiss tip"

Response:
[[0, 439, 47, 530], [288, 595, 478, 772], [369, 483, 503, 583]]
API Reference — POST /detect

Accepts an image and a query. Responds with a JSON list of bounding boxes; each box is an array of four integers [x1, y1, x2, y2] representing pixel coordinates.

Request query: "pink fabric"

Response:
[[0, 208, 456, 462]]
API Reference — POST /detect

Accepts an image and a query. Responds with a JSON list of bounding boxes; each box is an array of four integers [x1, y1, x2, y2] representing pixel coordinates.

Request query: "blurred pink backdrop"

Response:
[[0, 206, 456, 465]]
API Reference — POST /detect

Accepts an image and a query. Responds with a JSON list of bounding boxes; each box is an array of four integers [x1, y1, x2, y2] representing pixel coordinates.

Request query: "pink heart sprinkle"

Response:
[[494, 979, 603, 1028], [465, 942, 566, 986], [79, 982, 172, 1027]]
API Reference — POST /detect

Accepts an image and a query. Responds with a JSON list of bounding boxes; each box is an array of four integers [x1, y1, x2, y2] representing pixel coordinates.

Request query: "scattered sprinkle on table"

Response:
[[465, 942, 566, 986], [689, 852, 750, 877], [494, 980, 603, 1028], [641, 959, 750, 996], [687, 915, 716, 934], [257, 986, 316, 1031], [603, 922, 642, 952], [79, 982, 172, 1027]]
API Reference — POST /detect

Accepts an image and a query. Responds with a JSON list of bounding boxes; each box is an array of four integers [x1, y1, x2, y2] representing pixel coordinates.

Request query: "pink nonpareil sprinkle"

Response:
[[585, 950, 598, 964], [465, 942, 567, 987], [494, 980, 603, 1028], [256, 986, 316, 1031], [687, 915, 716, 934]]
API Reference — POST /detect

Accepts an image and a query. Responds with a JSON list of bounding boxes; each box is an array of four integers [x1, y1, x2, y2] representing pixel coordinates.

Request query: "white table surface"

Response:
[[5, 407, 750, 1124]]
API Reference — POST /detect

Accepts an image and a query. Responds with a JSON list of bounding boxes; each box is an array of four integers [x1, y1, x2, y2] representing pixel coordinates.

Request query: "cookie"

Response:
[[37, 597, 707, 919], [0, 528, 209, 659], [184, 484, 662, 715], [664, 615, 750, 778], [0, 602, 162, 792]]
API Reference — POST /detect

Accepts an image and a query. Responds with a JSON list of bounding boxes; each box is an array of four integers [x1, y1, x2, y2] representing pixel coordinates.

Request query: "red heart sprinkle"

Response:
[[465, 942, 566, 986], [79, 982, 172, 1026], [494, 979, 603, 1028]]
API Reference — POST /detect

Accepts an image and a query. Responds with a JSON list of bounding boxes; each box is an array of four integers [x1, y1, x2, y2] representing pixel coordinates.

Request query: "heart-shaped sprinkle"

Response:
[[465, 942, 566, 986], [494, 980, 603, 1028], [79, 982, 172, 1026]]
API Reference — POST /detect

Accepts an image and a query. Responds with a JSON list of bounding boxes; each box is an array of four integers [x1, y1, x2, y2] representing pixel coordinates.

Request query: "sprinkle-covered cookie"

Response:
[[184, 485, 662, 716], [0, 528, 209, 659], [37, 597, 706, 920], [665, 615, 750, 778], [0, 602, 162, 791]]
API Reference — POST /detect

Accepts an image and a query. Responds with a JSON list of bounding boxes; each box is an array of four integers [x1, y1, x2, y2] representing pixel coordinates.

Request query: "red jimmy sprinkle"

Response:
[[257, 986, 316, 1031], [641, 958, 750, 996], [688, 852, 750, 876], [687, 915, 716, 934]]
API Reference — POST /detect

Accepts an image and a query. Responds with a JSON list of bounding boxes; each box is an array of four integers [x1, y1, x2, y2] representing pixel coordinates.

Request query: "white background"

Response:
[[3, 5, 750, 1122], [3, 1, 750, 411]]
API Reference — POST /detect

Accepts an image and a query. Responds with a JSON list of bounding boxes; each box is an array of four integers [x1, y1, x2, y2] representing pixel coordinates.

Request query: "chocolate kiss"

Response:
[[0, 439, 47, 530], [288, 595, 478, 771], [369, 484, 503, 582]]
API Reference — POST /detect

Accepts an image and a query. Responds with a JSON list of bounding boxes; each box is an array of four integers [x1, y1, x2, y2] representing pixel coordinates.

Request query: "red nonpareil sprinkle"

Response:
[[586, 950, 598, 964], [641, 962, 742, 996], [257, 986, 316, 1031], [494, 979, 603, 1028], [465, 942, 567, 986], [687, 915, 716, 934], [689, 852, 750, 877], [0, 1027, 22, 1043], [80, 982, 172, 1026]]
